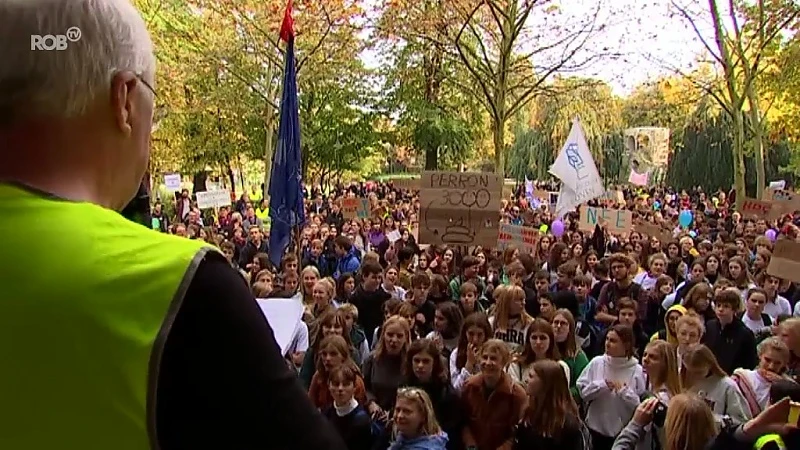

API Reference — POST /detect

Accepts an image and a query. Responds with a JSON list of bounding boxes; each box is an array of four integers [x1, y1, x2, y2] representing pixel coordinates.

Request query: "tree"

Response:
[[375, 0, 484, 170], [669, 0, 800, 203], [452, 0, 614, 175]]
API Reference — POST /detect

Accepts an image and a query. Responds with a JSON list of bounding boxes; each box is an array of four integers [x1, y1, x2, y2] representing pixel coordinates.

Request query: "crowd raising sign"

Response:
[[419, 171, 502, 248]]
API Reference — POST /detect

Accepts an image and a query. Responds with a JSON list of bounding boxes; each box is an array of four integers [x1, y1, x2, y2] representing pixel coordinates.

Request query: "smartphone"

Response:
[[789, 401, 800, 426]]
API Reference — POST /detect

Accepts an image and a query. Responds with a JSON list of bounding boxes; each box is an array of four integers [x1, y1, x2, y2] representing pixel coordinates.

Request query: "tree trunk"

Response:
[[732, 110, 747, 209], [746, 87, 766, 199], [425, 147, 438, 170], [493, 120, 505, 175]]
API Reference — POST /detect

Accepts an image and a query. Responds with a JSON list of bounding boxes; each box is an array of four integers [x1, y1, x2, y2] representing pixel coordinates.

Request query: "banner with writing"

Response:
[[419, 171, 502, 248], [497, 224, 539, 253], [579, 206, 633, 234], [741, 197, 775, 220], [767, 240, 800, 283]]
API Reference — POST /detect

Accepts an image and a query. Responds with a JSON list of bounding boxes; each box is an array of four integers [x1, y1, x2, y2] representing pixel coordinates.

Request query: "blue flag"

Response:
[[268, 0, 305, 268]]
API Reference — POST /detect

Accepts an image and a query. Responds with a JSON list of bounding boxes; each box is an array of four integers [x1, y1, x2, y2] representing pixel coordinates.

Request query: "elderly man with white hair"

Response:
[[0, 1, 346, 449]]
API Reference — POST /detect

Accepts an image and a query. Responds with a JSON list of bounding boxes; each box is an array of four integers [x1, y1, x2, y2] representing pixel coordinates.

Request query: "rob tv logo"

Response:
[[31, 27, 82, 51]]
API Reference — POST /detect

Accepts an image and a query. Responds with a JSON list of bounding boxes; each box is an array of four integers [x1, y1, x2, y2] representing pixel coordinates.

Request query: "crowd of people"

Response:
[[158, 180, 800, 450]]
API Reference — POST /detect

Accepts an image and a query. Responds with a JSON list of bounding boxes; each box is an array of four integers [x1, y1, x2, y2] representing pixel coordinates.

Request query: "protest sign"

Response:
[[633, 221, 673, 243], [579, 206, 633, 234], [256, 293, 304, 356], [164, 173, 181, 192], [196, 189, 231, 209], [762, 189, 800, 216], [419, 171, 501, 248], [740, 197, 775, 220], [392, 178, 420, 190], [342, 197, 370, 219], [767, 240, 800, 283], [497, 224, 538, 253]]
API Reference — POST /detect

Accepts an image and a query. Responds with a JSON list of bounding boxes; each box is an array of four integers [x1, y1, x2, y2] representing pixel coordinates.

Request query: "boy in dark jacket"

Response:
[[703, 289, 758, 374]]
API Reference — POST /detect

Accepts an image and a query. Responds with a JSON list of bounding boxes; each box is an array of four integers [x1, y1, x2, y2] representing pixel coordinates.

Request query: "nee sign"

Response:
[[579, 206, 632, 235]]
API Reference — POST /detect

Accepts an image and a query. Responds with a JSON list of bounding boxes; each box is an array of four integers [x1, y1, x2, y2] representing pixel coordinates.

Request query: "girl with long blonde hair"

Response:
[[363, 316, 411, 421], [389, 388, 447, 449], [489, 285, 533, 354], [680, 345, 751, 423]]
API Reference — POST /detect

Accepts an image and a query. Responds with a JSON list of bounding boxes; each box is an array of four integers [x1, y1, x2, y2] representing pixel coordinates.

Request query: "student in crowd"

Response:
[[681, 282, 716, 322], [703, 289, 758, 375], [351, 262, 392, 347], [424, 301, 464, 358], [310, 279, 337, 322], [387, 388, 449, 450], [639, 339, 682, 450], [338, 304, 370, 365], [301, 311, 353, 389], [507, 318, 569, 386], [322, 365, 374, 450], [301, 266, 321, 308], [756, 273, 792, 321], [458, 281, 485, 316], [551, 309, 590, 400], [461, 340, 527, 450], [400, 339, 464, 450], [513, 360, 585, 450], [489, 285, 534, 354], [650, 304, 686, 346], [675, 314, 705, 362], [382, 265, 407, 301], [731, 337, 792, 416], [578, 324, 646, 450], [372, 299, 403, 349], [309, 335, 368, 410], [449, 313, 492, 392], [363, 316, 411, 421], [680, 344, 751, 423], [740, 288, 774, 341], [336, 273, 357, 305], [573, 273, 598, 326], [777, 318, 800, 382], [449, 255, 486, 302], [602, 298, 649, 358]]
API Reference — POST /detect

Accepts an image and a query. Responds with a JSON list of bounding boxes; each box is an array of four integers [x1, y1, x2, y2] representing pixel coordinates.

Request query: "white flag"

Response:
[[549, 118, 604, 217]]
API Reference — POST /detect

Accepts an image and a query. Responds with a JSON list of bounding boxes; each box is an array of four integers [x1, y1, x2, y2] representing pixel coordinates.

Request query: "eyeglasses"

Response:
[[552, 320, 569, 327], [135, 73, 157, 97]]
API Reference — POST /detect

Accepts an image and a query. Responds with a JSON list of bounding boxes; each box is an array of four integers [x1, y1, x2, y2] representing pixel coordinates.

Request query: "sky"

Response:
[[360, 0, 719, 96]]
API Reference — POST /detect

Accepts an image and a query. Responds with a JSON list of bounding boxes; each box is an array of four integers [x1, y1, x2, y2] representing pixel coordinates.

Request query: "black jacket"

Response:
[[703, 318, 758, 375]]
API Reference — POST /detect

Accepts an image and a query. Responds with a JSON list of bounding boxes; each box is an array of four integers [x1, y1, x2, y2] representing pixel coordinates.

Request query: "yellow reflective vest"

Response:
[[0, 183, 216, 449]]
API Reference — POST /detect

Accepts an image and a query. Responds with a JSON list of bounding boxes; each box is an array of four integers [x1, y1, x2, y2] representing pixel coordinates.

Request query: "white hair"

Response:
[[0, 0, 155, 121]]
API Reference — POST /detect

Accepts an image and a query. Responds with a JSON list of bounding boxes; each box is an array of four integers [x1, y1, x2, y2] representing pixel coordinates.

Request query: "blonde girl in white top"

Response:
[[506, 318, 570, 386], [488, 285, 533, 354], [637, 340, 682, 450], [578, 324, 647, 450]]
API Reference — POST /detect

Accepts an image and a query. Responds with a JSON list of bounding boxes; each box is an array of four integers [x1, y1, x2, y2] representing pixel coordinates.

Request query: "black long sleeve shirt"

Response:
[[156, 256, 346, 450]]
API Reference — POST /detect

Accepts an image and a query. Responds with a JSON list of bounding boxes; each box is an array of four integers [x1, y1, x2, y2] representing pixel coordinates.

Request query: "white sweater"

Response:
[[578, 354, 646, 437]]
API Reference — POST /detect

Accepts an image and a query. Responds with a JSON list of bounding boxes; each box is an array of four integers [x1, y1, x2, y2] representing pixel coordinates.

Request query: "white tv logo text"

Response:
[[31, 27, 82, 51]]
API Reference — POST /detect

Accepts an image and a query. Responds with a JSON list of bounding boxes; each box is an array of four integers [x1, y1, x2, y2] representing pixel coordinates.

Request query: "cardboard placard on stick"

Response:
[[633, 221, 673, 243], [419, 171, 501, 248], [766, 240, 800, 283], [497, 224, 538, 253], [579, 206, 633, 234]]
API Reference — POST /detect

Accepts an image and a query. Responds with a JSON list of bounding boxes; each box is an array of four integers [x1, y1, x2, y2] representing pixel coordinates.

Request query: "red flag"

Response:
[[279, 0, 294, 42]]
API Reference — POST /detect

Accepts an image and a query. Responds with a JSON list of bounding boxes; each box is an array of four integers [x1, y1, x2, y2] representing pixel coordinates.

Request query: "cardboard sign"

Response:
[[164, 173, 181, 192], [392, 178, 420, 190], [633, 221, 673, 243], [579, 206, 632, 234], [767, 240, 800, 283], [740, 197, 775, 219], [196, 189, 231, 209], [497, 224, 538, 253], [342, 197, 370, 219], [763, 189, 800, 215], [419, 171, 502, 248]]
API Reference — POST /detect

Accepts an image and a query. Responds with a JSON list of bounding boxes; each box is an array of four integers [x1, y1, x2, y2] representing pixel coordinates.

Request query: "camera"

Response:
[[652, 400, 667, 427]]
